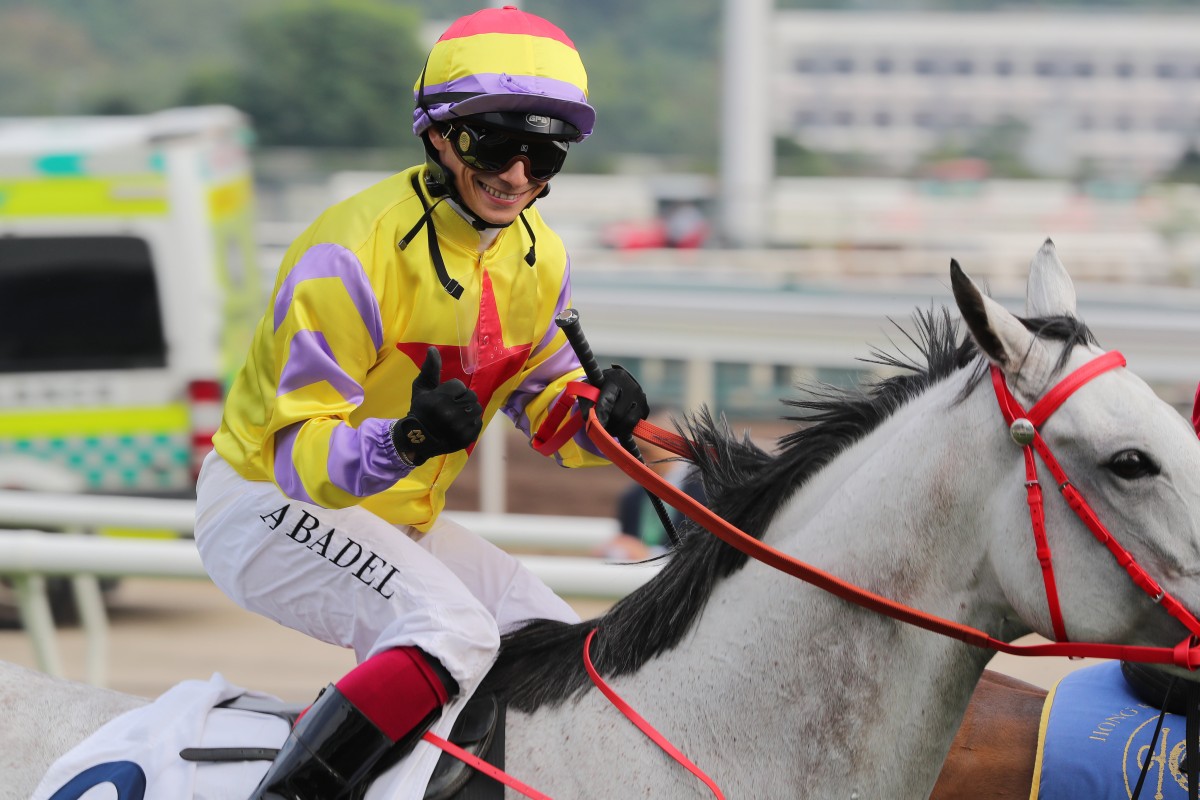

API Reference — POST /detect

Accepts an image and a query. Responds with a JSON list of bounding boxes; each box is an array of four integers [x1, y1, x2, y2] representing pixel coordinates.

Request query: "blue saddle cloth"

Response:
[[1034, 661, 1190, 799]]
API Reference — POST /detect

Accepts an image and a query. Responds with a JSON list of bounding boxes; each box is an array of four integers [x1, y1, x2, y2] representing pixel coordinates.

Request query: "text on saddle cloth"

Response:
[[1034, 662, 1197, 800]]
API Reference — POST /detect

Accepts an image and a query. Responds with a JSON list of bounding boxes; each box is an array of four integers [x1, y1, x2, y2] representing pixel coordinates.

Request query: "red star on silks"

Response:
[[396, 270, 531, 454]]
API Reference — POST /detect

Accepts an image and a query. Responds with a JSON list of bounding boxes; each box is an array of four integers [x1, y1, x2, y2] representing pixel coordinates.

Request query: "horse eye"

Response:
[[1106, 449, 1159, 480]]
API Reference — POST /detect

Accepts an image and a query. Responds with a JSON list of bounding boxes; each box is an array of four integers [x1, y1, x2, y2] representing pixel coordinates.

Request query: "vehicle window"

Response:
[[0, 236, 167, 373]]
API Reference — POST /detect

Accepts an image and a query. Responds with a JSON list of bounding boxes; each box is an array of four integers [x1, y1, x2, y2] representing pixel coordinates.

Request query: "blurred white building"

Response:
[[774, 11, 1200, 179]]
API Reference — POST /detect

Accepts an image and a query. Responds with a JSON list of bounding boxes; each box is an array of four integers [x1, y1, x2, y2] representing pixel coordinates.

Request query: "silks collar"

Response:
[[398, 170, 538, 300]]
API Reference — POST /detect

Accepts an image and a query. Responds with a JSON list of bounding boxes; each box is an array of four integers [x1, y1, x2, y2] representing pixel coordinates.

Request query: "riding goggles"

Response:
[[445, 122, 570, 182]]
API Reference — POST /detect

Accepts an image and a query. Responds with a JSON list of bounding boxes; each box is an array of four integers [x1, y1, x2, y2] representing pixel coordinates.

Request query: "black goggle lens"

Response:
[[448, 123, 569, 181]]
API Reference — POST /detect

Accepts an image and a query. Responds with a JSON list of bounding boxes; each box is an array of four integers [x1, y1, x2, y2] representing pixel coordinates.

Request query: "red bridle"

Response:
[[536, 351, 1200, 668], [478, 352, 1200, 800], [990, 349, 1200, 644]]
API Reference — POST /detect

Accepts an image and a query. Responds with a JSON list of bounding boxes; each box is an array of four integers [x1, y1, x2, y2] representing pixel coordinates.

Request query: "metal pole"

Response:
[[719, 0, 774, 248], [479, 422, 507, 515], [13, 575, 62, 678], [685, 356, 716, 412], [71, 574, 109, 687]]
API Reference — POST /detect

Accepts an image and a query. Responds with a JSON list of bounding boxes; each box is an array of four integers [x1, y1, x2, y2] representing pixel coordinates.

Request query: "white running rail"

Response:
[[0, 490, 656, 687]]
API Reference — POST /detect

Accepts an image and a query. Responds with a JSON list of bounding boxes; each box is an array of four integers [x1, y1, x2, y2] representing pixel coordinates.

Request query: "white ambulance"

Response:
[[0, 105, 262, 499]]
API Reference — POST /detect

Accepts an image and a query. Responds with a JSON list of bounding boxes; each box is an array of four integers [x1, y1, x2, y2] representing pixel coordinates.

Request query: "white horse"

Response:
[[5, 242, 1200, 800]]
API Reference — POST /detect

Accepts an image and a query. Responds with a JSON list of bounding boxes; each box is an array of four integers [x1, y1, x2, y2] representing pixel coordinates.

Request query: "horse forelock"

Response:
[[483, 307, 1095, 713]]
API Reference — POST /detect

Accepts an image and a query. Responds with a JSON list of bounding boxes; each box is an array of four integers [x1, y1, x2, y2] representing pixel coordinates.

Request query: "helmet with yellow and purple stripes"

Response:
[[412, 5, 595, 143]]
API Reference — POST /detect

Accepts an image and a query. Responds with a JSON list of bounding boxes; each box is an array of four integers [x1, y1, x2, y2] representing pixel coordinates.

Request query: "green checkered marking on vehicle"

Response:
[[0, 433, 190, 490]]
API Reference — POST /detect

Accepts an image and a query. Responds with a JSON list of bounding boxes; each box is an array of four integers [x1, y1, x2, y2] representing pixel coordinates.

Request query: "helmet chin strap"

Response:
[[421, 137, 548, 232], [399, 138, 541, 289]]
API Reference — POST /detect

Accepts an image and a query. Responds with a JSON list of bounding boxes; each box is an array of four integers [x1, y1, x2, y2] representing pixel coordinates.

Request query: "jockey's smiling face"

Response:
[[428, 126, 550, 228]]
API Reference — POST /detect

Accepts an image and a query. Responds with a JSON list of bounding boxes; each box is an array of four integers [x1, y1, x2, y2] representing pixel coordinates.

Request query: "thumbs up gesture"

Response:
[[392, 347, 483, 467]]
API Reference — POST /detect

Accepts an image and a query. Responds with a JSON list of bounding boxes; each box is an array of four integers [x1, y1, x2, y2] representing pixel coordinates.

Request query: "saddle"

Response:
[[1120, 661, 1200, 800], [1121, 660, 1200, 716], [180, 691, 506, 800]]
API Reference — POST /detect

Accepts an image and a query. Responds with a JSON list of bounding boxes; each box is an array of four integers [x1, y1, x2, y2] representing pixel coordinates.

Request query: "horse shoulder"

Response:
[[0, 660, 147, 797], [929, 669, 1047, 800]]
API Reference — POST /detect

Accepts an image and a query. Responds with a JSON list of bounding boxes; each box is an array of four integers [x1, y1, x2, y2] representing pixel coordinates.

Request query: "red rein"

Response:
[[561, 351, 1200, 668], [423, 352, 1200, 800]]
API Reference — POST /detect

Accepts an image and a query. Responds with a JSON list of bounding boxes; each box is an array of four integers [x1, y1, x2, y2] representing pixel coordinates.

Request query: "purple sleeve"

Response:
[[268, 243, 413, 502], [273, 418, 414, 502]]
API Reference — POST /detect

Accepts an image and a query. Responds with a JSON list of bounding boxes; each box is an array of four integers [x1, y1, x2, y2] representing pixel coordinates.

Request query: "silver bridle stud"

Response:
[[1010, 418, 1036, 446]]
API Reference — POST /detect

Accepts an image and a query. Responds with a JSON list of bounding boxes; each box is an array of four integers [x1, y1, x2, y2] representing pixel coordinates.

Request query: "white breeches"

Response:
[[194, 451, 579, 694]]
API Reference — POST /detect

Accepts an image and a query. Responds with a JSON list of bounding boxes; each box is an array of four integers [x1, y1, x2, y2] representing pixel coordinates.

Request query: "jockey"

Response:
[[193, 7, 648, 799]]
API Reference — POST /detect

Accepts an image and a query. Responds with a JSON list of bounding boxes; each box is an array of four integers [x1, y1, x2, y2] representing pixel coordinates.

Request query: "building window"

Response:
[[1073, 62, 1094, 78], [874, 110, 892, 127], [995, 59, 1014, 76], [915, 57, 937, 75], [794, 57, 816, 74], [795, 109, 819, 127], [1156, 62, 1178, 79], [834, 56, 854, 74], [1115, 62, 1135, 78], [834, 109, 854, 126], [875, 57, 894, 74], [954, 59, 974, 75], [1035, 60, 1058, 77]]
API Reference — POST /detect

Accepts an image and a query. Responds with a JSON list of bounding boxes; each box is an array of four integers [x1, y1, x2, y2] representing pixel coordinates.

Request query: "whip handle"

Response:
[[554, 309, 680, 546]]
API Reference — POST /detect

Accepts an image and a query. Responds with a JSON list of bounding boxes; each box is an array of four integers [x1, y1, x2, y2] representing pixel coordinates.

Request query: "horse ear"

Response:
[[951, 259, 1046, 381], [1025, 238, 1077, 318]]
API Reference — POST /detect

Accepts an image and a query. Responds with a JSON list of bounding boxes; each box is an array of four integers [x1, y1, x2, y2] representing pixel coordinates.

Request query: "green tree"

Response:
[[0, 7, 112, 114], [970, 116, 1034, 178], [775, 136, 882, 177], [1165, 147, 1200, 183], [911, 116, 1035, 179], [235, 0, 423, 148], [528, 0, 722, 171], [0, 0, 278, 114]]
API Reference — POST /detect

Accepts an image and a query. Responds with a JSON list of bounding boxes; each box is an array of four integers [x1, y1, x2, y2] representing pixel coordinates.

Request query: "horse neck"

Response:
[[668, 371, 1012, 794], [778, 369, 1012, 625], [506, 373, 1020, 796]]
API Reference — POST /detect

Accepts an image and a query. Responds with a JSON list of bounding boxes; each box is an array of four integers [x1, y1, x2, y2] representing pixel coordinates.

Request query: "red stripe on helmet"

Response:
[[438, 7, 577, 49]]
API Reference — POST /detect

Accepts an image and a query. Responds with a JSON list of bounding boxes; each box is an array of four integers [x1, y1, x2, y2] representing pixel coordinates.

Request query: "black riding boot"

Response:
[[249, 684, 411, 800]]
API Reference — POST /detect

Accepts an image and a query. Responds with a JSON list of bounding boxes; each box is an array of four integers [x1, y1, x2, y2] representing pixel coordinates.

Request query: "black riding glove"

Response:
[[594, 365, 649, 441], [392, 347, 483, 467]]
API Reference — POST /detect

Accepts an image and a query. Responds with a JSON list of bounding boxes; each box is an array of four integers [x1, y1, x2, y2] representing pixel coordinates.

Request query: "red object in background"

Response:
[[188, 378, 224, 480], [922, 157, 991, 182], [1192, 381, 1199, 437], [600, 205, 710, 251], [601, 219, 669, 250]]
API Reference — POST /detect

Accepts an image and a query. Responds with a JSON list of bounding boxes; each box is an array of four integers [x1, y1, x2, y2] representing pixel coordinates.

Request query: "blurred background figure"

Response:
[[662, 200, 710, 249], [598, 410, 706, 562]]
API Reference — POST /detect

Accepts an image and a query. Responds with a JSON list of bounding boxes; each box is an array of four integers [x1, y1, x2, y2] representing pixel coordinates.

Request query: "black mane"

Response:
[[478, 308, 1095, 712]]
